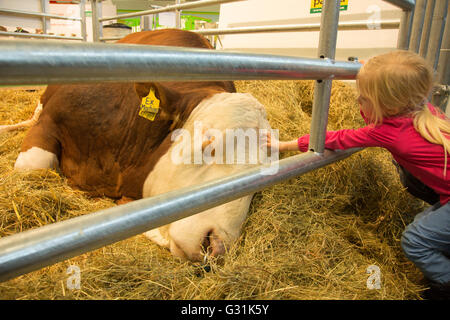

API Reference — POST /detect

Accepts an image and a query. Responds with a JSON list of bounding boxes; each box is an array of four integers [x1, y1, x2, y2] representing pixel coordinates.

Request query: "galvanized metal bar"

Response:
[[0, 148, 360, 282], [91, 0, 103, 42], [0, 8, 82, 21], [99, 20, 400, 41], [444, 89, 450, 116], [0, 40, 361, 85], [0, 31, 83, 41], [426, 0, 448, 70], [80, 0, 87, 42], [409, 0, 426, 52], [141, 15, 151, 31], [194, 20, 401, 36], [40, 0, 48, 34], [437, 4, 450, 85], [308, 0, 341, 155], [175, 0, 182, 29], [385, 0, 416, 51], [383, 0, 416, 10], [419, 0, 436, 57], [397, 9, 415, 49], [432, 5, 450, 112], [99, 0, 243, 22]]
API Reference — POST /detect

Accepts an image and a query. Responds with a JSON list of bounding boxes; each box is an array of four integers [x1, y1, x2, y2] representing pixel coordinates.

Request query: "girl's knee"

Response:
[[401, 226, 425, 261], [401, 204, 450, 262]]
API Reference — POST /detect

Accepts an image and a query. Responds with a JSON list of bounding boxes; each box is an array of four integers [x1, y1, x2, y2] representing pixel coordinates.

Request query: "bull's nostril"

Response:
[[201, 230, 214, 255], [202, 229, 226, 259]]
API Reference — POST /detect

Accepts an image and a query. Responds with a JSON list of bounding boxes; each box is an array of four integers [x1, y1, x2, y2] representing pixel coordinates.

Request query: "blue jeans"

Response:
[[401, 202, 450, 284]]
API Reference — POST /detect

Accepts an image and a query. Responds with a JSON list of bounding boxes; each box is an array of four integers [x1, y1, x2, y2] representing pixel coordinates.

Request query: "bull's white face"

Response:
[[143, 92, 273, 262]]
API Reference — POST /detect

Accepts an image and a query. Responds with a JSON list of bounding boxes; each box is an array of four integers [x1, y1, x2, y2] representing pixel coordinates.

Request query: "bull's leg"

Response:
[[15, 146, 59, 170], [14, 116, 60, 171]]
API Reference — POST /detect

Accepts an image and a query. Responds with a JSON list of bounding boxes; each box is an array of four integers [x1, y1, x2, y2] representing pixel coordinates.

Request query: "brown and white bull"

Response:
[[12, 29, 274, 262]]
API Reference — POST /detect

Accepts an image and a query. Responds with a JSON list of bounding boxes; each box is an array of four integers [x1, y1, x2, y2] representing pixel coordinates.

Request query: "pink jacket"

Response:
[[297, 104, 450, 205]]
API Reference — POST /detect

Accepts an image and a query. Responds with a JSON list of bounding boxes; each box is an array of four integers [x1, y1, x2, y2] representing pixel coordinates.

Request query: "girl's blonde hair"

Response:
[[356, 50, 450, 176]]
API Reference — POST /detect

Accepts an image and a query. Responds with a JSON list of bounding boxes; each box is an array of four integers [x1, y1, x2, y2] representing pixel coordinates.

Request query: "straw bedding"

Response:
[[0, 81, 428, 300]]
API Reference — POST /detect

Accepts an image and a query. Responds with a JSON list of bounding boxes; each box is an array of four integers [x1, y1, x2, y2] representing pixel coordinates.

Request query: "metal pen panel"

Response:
[[91, 0, 103, 42], [426, 0, 448, 70], [194, 20, 401, 36], [433, 4, 450, 113], [308, 0, 341, 154], [409, 0, 426, 52], [437, 5, 450, 86], [40, 0, 48, 34], [80, 0, 87, 42], [397, 9, 414, 49], [175, 0, 182, 29], [445, 93, 450, 117], [101, 21, 401, 41], [384, 0, 416, 51], [0, 148, 360, 282], [419, 0, 436, 57], [0, 40, 361, 85]]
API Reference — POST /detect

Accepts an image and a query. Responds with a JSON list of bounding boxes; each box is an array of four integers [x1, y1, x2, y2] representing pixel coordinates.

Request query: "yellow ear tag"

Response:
[[139, 88, 160, 121]]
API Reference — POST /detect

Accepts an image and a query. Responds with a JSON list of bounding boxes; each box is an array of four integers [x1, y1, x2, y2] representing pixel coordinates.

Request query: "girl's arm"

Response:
[[264, 134, 300, 152], [279, 139, 299, 152], [266, 125, 388, 152], [298, 126, 385, 152]]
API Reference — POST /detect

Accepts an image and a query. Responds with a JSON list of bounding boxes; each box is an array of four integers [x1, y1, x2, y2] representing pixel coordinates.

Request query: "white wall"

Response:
[[218, 0, 403, 61]]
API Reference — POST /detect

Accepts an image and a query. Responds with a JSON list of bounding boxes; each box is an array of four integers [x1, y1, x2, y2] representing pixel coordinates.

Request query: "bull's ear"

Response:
[[134, 82, 180, 112]]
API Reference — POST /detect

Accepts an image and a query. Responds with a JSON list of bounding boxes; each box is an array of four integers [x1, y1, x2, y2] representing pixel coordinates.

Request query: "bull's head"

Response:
[[142, 92, 276, 262]]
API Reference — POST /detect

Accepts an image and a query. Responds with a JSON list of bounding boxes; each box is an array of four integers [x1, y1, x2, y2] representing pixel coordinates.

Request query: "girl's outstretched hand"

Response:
[[264, 131, 299, 152]]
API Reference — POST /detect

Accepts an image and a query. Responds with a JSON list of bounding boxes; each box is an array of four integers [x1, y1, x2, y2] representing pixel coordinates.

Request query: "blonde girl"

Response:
[[268, 50, 450, 299]]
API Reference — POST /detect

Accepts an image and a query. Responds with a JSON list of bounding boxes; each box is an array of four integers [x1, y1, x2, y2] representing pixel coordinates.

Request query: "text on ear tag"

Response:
[[139, 88, 160, 121]]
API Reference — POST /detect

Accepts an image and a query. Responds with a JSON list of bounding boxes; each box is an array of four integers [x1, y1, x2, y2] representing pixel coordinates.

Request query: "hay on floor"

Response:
[[0, 81, 428, 300]]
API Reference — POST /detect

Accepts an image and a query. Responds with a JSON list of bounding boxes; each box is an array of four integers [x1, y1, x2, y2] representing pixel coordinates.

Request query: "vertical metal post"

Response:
[[308, 0, 341, 154], [437, 6, 450, 86], [40, 0, 49, 34], [433, 5, 450, 113], [426, 0, 448, 70], [91, 0, 103, 42], [80, 0, 87, 41], [141, 15, 151, 31], [175, 0, 182, 29], [409, 0, 427, 53], [419, 0, 436, 57], [445, 95, 450, 117], [397, 9, 414, 50]]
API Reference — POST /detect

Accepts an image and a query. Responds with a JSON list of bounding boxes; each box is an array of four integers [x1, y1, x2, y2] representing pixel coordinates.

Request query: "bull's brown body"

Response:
[[20, 29, 236, 199]]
